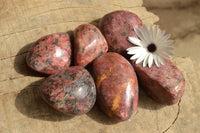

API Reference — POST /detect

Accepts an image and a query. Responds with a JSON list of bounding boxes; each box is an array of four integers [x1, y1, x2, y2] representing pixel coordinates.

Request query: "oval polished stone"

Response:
[[26, 33, 71, 75], [74, 24, 108, 66], [131, 58, 185, 105], [99, 10, 143, 56], [40, 66, 96, 115], [92, 52, 138, 121]]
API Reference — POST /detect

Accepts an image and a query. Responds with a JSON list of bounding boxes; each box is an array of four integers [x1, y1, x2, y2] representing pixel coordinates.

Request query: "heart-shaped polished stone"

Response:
[[40, 66, 96, 115]]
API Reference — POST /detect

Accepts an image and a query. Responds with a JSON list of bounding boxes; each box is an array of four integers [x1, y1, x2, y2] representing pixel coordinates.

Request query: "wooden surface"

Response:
[[0, 0, 199, 133]]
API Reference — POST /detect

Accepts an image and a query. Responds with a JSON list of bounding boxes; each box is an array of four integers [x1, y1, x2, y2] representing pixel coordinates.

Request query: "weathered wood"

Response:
[[0, 0, 199, 133]]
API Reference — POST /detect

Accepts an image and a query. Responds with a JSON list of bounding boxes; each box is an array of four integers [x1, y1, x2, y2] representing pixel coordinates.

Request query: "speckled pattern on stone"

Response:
[[40, 66, 96, 115], [74, 24, 108, 67], [26, 33, 71, 75], [132, 58, 185, 105], [99, 10, 143, 56]]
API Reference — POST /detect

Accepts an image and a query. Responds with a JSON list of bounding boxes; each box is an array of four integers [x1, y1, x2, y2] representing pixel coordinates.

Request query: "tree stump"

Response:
[[0, 0, 199, 133]]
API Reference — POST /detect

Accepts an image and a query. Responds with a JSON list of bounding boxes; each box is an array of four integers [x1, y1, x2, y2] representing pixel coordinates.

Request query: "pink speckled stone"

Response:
[[40, 66, 96, 115], [131, 58, 185, 105], [74, 24, 108, 67], [99, 10, 143, 56], [26, 33, 71, 75]]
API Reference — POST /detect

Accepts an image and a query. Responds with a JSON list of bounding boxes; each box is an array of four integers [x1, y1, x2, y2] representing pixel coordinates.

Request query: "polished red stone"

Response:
[[131, 58, 185, 105], [26, 33, 71, 75], [74, 24, 108, 67], [40, 66, 96, 115], [92, 52, 138, 121], [99, 10, 143, 56]]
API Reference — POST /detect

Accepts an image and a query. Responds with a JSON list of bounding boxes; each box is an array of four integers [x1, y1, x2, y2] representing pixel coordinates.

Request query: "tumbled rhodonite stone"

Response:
[[99, 10, 143, 56], [92, 52, 138, 121], [26, 33, 71, 74], [74, 24, 108, 67], [131, 58, 185, 105], [40, 66, 96, 115]]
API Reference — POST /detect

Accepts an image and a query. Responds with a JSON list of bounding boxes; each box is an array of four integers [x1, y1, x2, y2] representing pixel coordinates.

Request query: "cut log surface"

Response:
[[0, 0, 199, 133]]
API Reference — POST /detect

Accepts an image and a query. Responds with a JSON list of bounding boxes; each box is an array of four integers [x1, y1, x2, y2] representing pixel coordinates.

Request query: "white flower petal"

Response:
[[130, 53, 141, 60], [153, 25, 158, 42], [148, 54, 154, 68], [153, 28, 156, 41], [127, 46, 141, 50], [157, 46, 173, 52], [163, 34, 171, 40], [153, 55, 160, 67], [150, 25, 154, 41], [136, 53, 146, 64], [165, 50, 174, 56], [158, 34, 171, 44], [161, 40, 174, 45], [142, 25, 151, 44], [143, 25, 149, 34], [127, 46, 141, 51], [127, 47, 145, 55], [160, 52, 170, 59], [157, 34, 171, 45], [134, 26, 149, 47], [134, 27, 145, 41], [159, 48, 173, 57], [160, 30, 166, 37], [143, 53, 150, 67], [127, 24, 174, 68], [130, 50, 145, 60], [155, 25, 158, 35], [165, 47, 174, 51], [157, 56, 165, 65], [127, 37, 142, 46], [157, 30, 166, 41], [140, 41, 148, 47], [167, 40, 174, 44]]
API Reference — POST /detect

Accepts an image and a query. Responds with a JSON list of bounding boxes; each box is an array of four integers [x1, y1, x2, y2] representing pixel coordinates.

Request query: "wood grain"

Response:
[[0, 0, 199, 133]]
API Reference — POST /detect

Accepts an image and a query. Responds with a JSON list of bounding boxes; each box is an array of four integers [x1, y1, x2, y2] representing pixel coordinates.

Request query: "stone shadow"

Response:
[[90, 18, 101, 27], [86, 103, 118, 125], [138, 88, 165, 110], [14, 42, 48, 77], [15, 79, 74, 121]]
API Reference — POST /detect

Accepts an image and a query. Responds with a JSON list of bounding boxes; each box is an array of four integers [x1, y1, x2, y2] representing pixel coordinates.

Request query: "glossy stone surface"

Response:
[[99, 10, 143, 55], [92, 52, 138, 121], [131, 58, 185, 105], [74, 24, 108, 66], [40, 66, 96, 115], [26, 33, 71, 75]]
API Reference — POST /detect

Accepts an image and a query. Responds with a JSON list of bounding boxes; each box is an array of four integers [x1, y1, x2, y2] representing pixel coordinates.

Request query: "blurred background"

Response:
[[143, 0, 200, 63]]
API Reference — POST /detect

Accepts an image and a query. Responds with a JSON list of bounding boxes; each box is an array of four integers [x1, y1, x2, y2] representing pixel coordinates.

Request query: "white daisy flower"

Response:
[[127, 24, 174, 68]]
